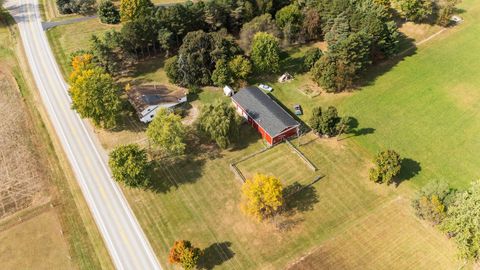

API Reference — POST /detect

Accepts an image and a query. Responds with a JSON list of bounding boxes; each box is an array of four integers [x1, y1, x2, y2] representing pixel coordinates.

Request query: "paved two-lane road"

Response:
[[5, 1, 162, 269]]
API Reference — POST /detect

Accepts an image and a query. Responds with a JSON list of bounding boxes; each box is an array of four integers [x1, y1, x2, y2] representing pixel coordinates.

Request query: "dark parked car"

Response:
[[293, 104, 302, 115]]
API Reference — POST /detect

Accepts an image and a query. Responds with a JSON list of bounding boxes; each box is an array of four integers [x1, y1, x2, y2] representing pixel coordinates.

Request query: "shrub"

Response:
[[412, 180, 454, 225], [98, 0, 120, 24], [165, 55, 181, 85]]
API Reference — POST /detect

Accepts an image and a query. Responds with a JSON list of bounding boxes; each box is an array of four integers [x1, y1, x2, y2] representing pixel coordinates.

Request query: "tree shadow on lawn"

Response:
[[356, 33, 417, 89], [394, 158, 422, 186], [279, 50, 307, 76], [230, 123, 263, 151], [338, 117, 375, 141], [284, 181, 320, 213], [198, 241, 235, 270], [273, 180, 321, 231], [129, 55, 166, 83], [148, 133, 223, 193]]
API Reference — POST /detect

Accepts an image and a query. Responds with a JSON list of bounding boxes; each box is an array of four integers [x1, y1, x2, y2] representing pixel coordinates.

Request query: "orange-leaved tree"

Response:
[[168, 240, 201, 270]]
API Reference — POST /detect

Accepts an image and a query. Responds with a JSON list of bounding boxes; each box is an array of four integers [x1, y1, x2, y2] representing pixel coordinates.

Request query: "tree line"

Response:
[[67, 0, 459, 94]]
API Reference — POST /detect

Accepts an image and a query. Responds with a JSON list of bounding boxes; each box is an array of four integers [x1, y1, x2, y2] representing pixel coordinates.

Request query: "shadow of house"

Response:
[[199, 242, 235, 270], [394, 158, 421, 186], [230, 123, 263, 151]]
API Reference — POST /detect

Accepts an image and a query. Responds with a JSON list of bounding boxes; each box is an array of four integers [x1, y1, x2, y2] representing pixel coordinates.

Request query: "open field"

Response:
[[41, 1, 480, 268], [119, 129, 461, 269], [1, 9, 113, 270], [259, 0, 480, 190], [287, 197, 462, 270], [337, 0, 480, 188], [0, 210, 75, 270]]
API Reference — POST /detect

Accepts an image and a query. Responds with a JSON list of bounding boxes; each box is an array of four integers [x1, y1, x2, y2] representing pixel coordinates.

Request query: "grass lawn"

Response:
[[337, 0, 480, 189], [120, 130, 460, 269], [288, 197, 462, 270], [236, 142, 320, 186], [262, 0, 480, 190], [0, 210, 75, 270]]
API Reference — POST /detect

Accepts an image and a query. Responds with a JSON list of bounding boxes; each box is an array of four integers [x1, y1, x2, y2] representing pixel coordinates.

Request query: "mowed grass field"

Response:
[[337, 0, 480, 188], [287, 197, 461, 270], [0, 210, 75, 270], [120, 130, 461, 269]]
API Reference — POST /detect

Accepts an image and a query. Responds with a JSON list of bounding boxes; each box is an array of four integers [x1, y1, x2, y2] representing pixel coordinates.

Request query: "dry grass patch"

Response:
[[288, 197, 462, 270], [0, 209, 76, 270], [447, 82, 480, 111], [0, 70, 48, 219], [398, 22, 444, 44]]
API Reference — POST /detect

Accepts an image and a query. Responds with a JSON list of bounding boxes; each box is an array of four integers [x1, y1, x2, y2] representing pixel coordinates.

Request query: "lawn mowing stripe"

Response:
[[161, 163, 244, 270]]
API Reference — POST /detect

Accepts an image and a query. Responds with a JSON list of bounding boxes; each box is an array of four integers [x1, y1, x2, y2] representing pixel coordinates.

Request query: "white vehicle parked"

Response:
[[258, 84, 273, 92]]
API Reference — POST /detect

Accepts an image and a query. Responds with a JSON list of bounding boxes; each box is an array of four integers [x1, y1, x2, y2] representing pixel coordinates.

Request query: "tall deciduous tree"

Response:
[[393, 0, 433, 22], [308, 106, 344, 137], [239, 14, 281, 52], [146, 108, 186, 156], [251, 32, 280, 73], [241, 173, 284, 220], [168, 240, 201, 270], [301, 8, 322, 42], [369, 150, 402, 184], [275, 4, 303, 44], [211, 59, 233, 86], [228, 55, 252, 84], [441, 181, 480, 260], [198, 100, 240, 149], [120, 0, 152, 21], [311, 54, 356, 92], [108, 144, 150, 187], [68, 55, 121, 128]]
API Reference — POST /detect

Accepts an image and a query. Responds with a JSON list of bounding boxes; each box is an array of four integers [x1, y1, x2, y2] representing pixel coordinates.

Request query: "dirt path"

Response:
[[182, 103, 199, 125]]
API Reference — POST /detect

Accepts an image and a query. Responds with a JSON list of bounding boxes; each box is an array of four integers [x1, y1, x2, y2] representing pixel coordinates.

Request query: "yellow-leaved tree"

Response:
[[241, 173, 284, 220]]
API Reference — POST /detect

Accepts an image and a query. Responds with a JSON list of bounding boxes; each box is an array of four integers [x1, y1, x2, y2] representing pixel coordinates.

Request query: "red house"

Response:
[[231, 86, 300, 146]]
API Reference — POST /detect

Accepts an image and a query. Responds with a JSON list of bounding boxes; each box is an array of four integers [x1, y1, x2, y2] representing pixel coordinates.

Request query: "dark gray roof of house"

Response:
[[232, 86, 299, 136]]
